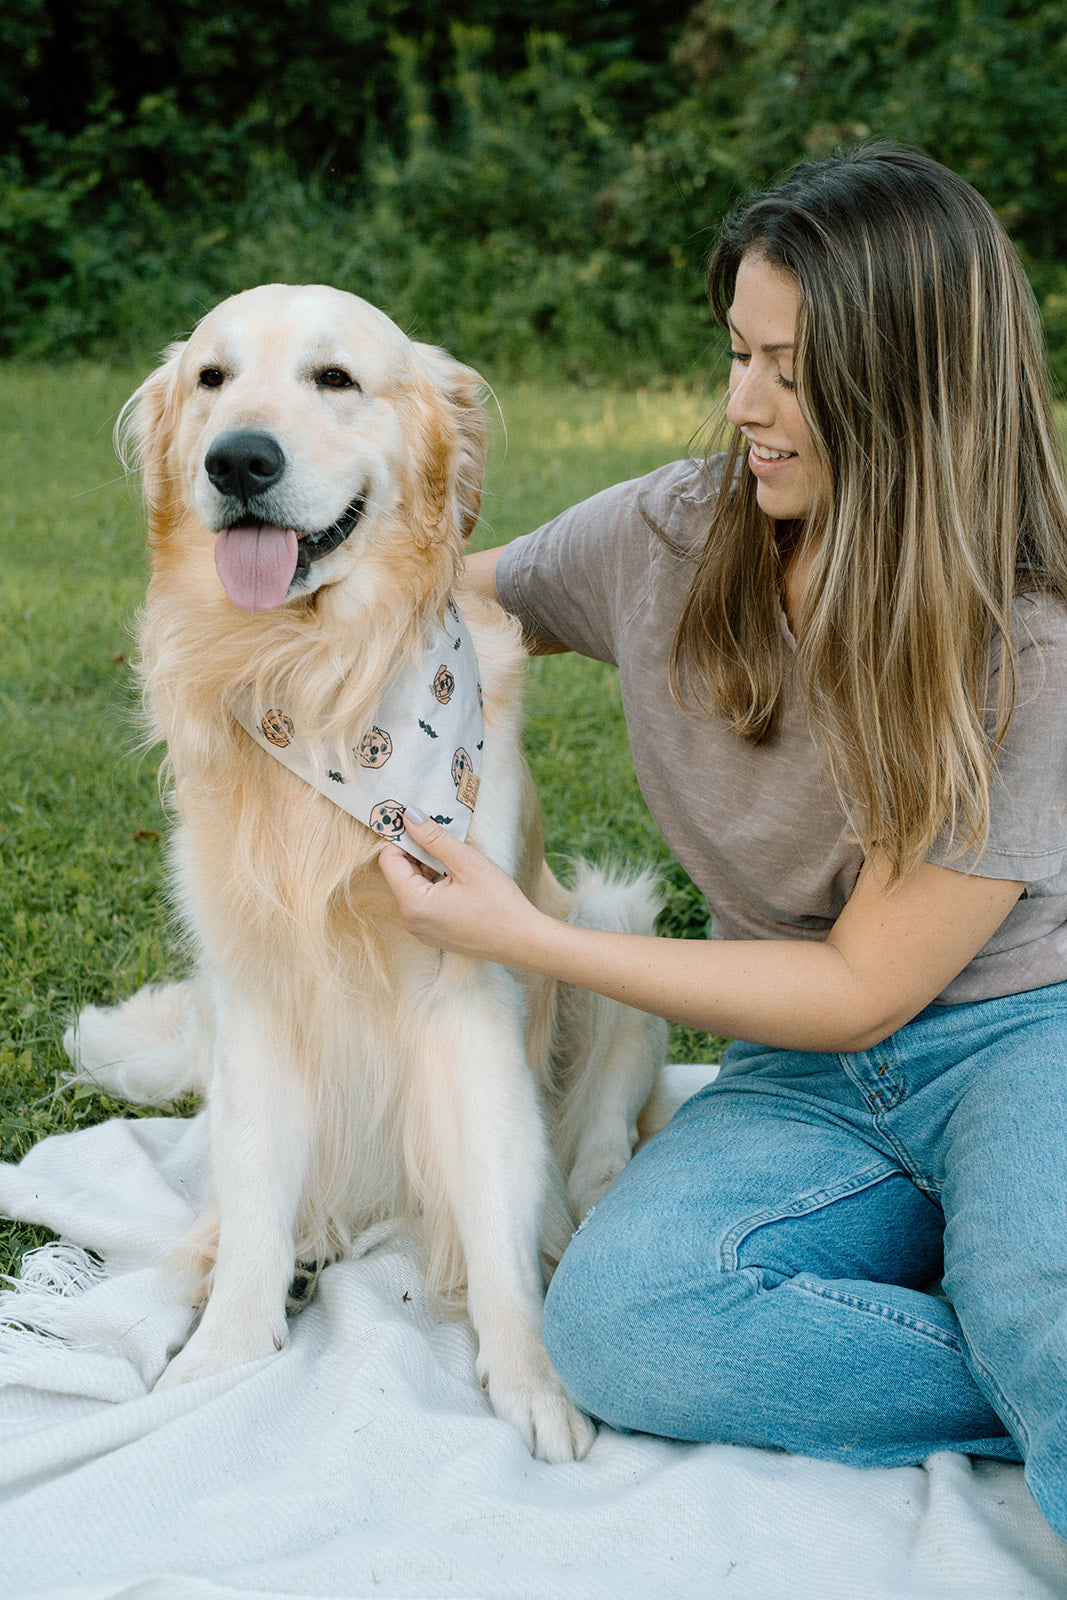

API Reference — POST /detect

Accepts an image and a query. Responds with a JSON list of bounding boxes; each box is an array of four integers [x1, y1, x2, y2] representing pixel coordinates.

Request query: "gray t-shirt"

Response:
[[496, 457, 1067, 1005]]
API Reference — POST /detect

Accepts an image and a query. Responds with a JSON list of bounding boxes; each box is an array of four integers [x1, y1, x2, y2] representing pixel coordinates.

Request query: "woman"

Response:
[[379, 144, 1067, 1537]]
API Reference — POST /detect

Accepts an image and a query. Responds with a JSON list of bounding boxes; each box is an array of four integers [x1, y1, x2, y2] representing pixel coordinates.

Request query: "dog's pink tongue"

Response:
[[214, 526, 300, 611]]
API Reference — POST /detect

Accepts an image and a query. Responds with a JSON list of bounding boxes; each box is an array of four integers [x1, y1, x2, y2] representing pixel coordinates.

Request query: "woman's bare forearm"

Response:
[[499, 856, 1023, 1054], [380, 816, 1024, 1057], [503, 911, 871, 1051]]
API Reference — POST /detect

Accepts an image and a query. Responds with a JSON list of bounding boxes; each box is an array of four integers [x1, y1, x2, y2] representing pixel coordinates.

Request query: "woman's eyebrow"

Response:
[[726, 313, 794, 353]]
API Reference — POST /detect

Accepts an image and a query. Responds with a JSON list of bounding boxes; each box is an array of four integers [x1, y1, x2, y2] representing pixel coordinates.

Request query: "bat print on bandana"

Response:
[[261, 709, 295, 748], [358, 725, 393, 769]]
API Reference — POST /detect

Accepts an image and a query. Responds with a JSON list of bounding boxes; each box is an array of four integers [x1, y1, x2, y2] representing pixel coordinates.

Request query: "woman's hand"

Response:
[[377, 807, 549, 965]]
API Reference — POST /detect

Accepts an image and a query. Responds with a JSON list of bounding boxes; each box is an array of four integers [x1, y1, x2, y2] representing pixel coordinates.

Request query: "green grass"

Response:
[[5, 366, 1067, 1278], [0, 365, 721, 1275]]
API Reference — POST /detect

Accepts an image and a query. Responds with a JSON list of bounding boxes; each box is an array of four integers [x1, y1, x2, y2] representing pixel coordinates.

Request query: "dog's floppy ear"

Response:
[[115, 340, 187, 517], [410, 344, 489, 543]]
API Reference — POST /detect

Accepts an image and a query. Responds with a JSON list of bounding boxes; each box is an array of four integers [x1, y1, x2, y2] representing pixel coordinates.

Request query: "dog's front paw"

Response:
[[479, 1351, 597, 1463], [155, 1319, 287, 1390]]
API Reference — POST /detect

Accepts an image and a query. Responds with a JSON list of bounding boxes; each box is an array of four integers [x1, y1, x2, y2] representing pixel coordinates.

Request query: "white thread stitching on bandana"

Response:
[[230, 598, 483, 873]]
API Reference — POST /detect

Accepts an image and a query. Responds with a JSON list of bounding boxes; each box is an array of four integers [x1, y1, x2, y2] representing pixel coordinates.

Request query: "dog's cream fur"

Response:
[[67, 285, 666, 1461]]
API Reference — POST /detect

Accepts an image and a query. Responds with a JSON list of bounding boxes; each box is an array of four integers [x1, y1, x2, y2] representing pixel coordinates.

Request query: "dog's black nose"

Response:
[[205, 430, 285, 500]]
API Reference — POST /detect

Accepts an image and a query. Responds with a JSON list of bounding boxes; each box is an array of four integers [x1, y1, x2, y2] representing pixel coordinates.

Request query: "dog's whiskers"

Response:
[[483, 380, 508, 460], [69, 474, 135, 499]]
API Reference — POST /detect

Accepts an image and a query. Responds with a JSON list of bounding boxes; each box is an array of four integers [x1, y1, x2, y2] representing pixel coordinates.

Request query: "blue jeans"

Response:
[[543, 983, 1067, 1539]]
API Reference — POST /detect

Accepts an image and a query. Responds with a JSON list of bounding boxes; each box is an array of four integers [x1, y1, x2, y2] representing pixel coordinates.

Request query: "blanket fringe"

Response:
[[0, 1241, 109, 1350]]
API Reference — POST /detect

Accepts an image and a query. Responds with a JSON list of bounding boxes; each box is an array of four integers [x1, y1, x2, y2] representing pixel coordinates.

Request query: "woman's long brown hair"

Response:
[[673, 144, 1067, 881]]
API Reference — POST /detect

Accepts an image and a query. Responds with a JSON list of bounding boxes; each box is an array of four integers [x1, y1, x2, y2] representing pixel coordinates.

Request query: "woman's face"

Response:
[[725, 254, 817, 521]]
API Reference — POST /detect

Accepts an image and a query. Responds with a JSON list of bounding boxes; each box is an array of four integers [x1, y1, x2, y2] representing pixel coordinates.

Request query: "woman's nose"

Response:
[[726, 363, 774, 430]]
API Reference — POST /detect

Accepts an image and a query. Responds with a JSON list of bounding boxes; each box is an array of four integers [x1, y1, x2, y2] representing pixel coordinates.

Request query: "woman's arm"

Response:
[[463, 546, 506, 603], [463, 546, 569, 656], [379, 812, 1023, 1054]]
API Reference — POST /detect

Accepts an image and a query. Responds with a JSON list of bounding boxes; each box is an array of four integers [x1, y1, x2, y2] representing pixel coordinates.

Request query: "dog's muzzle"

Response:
[[206, 429, 367, 611]]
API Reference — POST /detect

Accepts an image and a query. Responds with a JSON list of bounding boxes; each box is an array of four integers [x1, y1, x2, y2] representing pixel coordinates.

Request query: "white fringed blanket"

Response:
[[2, 1078, 1067, 1600]]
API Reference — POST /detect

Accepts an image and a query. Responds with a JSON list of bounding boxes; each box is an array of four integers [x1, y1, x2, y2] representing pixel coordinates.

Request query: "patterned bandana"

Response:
[[230, 597, 482, 873]]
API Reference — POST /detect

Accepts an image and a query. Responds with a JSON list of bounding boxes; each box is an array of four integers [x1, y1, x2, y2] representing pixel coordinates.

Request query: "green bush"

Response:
[[631, 0, 1067, 386], [0, 2, 1064, 384]]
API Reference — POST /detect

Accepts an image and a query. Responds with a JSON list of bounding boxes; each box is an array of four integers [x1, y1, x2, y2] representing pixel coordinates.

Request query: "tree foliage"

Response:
[[1, 0, 1064, 381]]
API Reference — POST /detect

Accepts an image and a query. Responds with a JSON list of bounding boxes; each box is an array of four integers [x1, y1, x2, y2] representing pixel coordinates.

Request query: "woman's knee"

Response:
[[543, 1211, 670, 1425], [543, 1219, 626, 1421], [542, 1206, 749, 1431]]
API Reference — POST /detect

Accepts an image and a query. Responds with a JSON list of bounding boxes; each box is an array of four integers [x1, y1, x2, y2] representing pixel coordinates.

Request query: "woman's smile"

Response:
[[746, 442, 799, 474]]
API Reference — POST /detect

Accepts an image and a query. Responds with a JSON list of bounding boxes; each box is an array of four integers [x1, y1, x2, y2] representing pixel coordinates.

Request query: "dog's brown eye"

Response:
[[198, 367, 226, 389], [317, 367, 360, 391]]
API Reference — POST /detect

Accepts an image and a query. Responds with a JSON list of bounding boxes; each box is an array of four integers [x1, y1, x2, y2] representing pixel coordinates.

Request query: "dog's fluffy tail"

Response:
[[544, 862, 670, 1223], [64, 978, 212, 1105], [567, 859, 664, 940]]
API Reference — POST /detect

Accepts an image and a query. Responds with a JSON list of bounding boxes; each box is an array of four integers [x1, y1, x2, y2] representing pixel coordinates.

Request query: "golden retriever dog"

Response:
[[67, 285, 666, 1462]]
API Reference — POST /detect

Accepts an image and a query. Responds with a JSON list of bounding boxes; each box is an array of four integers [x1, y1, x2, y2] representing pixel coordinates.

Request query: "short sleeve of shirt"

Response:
[[494, 459, 718, 664], [929, 593, 1067, 883]]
